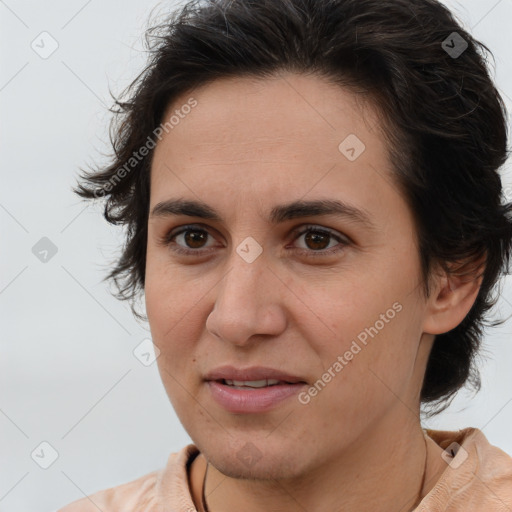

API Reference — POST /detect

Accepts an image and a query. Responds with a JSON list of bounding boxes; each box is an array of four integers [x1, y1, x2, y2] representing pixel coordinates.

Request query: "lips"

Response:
[[204, 366, 308, 412], [205, 367, 308, 413], [204, 365, 307, 385]]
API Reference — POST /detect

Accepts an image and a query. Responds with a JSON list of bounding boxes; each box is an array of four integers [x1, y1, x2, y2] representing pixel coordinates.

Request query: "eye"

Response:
[[159, 224, 349, 257], [290, 225, 349, 257], [160, 224, 218, 256]]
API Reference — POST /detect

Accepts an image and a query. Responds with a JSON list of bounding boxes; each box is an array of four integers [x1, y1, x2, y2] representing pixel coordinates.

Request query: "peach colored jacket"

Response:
[[58, 428, 512, 511]]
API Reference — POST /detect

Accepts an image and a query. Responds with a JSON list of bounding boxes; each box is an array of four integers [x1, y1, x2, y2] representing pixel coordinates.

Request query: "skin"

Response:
[[145, 72, 482, 512]]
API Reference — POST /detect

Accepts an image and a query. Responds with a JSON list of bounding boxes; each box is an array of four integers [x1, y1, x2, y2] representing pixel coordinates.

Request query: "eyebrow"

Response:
[[150, 198, 376, 230]]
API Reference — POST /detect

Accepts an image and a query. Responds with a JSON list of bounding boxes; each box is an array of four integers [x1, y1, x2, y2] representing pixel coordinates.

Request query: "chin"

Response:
[[196, 435, 307, 481], [211, 454, 300, 481]]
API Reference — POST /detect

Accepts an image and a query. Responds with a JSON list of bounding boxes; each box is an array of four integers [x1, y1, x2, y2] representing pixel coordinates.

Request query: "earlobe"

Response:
[[423, 261, 484, 335]]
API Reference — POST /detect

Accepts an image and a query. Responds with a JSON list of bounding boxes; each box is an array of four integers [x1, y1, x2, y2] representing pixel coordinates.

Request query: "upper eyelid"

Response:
[[168, 222, 341, 236]]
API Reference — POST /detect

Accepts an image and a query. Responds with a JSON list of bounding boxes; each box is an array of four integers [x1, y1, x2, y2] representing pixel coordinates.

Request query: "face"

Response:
[[145, 72, 434, 479]]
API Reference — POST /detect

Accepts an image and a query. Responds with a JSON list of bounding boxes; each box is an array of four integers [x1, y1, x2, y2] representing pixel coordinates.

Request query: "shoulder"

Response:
[[420, 427, 512, 511], [56, 444, 200, 512], [57, 470, 160, 512]]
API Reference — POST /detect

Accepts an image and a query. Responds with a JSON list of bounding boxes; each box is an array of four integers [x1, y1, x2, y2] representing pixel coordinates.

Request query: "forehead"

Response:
[[158, 72, 381, 154], [149, 72, 399, 217]]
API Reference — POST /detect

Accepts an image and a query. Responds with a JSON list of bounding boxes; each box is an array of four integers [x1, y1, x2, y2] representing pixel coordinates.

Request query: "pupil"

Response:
[[185, 230, 207, 248], [306, 232, 329, 250]]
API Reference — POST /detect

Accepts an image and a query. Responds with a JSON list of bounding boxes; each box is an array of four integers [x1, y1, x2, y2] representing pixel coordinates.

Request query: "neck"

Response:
[[196, 411, 446, 512]]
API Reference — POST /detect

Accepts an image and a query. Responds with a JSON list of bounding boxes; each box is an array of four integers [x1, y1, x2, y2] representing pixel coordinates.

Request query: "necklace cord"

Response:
[[201, 460, 210, 512]]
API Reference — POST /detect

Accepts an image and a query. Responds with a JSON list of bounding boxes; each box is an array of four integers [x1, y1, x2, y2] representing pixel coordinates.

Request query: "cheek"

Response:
[[145, 251, 190, 336], [341, 306, 422, 410], [145, 241, 218, 327], [301, 270, 421, 396], [144, 268, 198, 380], [146, 275, 204, 415], [302, 312, 419, 438]]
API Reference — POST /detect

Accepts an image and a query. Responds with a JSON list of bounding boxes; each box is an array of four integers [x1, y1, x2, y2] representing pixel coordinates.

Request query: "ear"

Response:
[[422, 256, 485, 335]]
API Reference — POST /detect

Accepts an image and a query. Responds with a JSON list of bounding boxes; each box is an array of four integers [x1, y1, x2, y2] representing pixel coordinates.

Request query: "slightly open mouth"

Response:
[[217, 378, 304, 389]]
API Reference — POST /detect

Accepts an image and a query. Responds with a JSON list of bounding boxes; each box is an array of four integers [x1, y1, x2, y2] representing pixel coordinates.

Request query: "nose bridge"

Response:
[[206, 243, 286, 345], [220, 231, 268, 303], [217, 244, 269, 318], [226, 251, 265, 303]]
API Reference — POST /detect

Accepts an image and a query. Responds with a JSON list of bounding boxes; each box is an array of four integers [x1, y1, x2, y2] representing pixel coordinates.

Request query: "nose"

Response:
[[205, 249, 287, 347]]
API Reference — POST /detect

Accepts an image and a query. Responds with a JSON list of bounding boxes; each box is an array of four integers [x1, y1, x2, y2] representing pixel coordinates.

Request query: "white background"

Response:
[[1, 0, 511, 510]]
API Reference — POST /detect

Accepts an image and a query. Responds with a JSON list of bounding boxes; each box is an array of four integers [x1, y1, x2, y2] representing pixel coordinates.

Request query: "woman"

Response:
[[59, 0, 512, 510]]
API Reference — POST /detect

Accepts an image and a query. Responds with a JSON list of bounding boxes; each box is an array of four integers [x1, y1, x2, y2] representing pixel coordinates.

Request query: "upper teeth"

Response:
[[224, 379, 281, 388]]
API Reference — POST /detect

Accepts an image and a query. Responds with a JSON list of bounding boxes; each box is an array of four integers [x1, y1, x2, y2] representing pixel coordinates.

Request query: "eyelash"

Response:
[[159, 224, 349, 258]]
